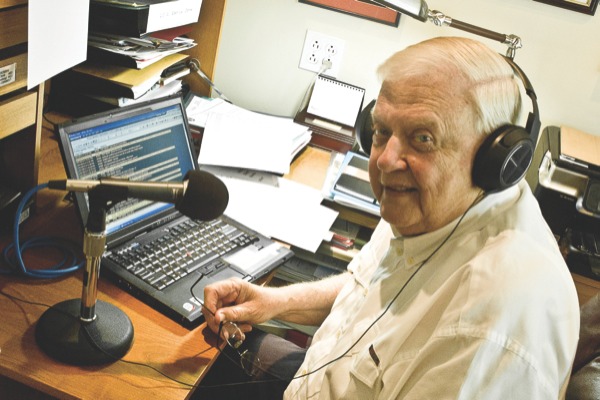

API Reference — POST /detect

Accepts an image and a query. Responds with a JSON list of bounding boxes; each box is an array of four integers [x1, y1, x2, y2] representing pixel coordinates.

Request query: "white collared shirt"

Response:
[[284, 182, 580, 399]]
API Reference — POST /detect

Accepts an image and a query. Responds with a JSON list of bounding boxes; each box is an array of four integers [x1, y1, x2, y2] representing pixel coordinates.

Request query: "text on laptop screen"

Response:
[[66, 103, 195, 234]]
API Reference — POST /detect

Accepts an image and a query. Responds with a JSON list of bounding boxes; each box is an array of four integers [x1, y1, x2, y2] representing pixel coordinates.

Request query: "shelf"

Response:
[[0, 0, 44, 190]]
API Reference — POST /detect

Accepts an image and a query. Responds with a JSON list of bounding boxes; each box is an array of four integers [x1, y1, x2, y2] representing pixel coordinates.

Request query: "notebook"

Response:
[[56, 95, 294, 328]]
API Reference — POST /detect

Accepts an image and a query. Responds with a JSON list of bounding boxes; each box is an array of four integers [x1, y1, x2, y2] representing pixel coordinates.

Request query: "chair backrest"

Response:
[[566, 292, 600, 400]]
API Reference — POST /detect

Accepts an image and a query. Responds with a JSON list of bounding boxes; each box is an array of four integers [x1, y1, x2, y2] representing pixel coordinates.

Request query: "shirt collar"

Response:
[[390, 184, 522, 270]]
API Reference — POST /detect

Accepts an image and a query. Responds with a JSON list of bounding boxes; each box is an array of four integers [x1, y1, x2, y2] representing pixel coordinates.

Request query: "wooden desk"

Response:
[[0, 122, 221, 399]]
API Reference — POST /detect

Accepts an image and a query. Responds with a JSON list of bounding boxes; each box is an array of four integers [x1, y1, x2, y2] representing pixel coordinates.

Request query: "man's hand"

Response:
[[202, 277, 279, 334], [202, 273, 351, 335]]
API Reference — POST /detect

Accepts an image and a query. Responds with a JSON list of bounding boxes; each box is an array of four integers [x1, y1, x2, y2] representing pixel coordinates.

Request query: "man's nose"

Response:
[[377, 136, 408, 172]]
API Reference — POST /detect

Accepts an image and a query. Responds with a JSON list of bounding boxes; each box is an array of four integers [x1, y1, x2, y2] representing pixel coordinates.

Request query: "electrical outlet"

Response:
[[298, 30, 345, 77]]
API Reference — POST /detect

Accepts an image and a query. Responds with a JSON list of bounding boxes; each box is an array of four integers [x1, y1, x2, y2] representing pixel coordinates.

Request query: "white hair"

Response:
[[377, 36, 522, 136]]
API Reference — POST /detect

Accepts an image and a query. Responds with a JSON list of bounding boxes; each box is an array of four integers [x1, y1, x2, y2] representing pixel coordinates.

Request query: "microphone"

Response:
[[47, 170, 229, 221]]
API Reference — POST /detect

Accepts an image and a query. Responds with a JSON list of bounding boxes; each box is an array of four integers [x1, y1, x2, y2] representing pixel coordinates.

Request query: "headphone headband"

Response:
[[502, 56, 541, 147]]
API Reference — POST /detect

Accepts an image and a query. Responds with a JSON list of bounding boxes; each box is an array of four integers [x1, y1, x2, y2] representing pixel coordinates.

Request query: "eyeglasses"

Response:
[[217, 320, 263, 377], [190, 274, 262, 377]]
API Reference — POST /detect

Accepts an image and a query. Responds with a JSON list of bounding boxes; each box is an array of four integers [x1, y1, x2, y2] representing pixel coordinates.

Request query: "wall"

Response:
[[213, 0, 600, 136]]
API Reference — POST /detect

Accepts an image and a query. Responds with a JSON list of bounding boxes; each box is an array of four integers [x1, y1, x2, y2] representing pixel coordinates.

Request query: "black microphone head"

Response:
[[177, 170, 229, 220]]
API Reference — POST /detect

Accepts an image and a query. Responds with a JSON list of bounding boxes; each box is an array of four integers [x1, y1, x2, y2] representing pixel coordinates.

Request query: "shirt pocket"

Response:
[[348, 322, 383, 393]]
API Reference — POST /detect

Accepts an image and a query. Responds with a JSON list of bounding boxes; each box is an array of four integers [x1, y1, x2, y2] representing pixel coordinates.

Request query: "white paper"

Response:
[[202, 166, 339, 253], [28, 0, 89, 89], [147, 0, 203, 33], [199, 110, 311, 175], [200, 113, 291, 174], [186, 97, 242, 127]]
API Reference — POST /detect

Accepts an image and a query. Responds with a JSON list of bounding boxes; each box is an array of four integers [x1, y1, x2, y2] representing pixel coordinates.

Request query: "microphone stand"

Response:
[[372, 1, 523, 59], [427, 10, 522, 59], [35, 186, 134, 365]]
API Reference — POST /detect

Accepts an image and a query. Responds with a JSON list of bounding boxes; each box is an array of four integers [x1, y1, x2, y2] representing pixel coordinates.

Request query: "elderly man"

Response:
[[196, 36, 580, 399]]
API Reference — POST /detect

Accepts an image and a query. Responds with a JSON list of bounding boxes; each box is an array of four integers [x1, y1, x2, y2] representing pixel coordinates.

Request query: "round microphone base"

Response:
[[35, 299, 134, 366]]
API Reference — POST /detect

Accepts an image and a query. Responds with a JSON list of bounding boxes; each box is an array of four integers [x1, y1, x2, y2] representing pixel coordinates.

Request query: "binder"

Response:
[[89, 0, 202, 37]]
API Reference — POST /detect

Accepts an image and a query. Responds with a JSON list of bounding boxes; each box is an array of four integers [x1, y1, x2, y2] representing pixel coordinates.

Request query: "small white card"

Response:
[[147, 0, 203, 33], [0, 63, 16, 87]]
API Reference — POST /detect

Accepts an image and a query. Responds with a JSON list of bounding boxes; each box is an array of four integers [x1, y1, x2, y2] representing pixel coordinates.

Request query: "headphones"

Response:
[[355, 57, 541, 193]]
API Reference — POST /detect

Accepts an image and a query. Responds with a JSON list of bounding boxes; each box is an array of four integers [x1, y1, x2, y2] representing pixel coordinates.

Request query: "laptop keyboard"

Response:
[[105, 218, 258, 290]]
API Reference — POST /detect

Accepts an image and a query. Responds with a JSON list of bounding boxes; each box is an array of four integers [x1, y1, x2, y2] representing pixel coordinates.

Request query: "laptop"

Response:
[[56, 95, 294, 328]]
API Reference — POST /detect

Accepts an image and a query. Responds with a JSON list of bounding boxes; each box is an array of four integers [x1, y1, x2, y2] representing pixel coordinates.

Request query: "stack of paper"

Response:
[[201, 166, 338, 253], [196, 99, 312, 175], [88, 33, 196, 69]]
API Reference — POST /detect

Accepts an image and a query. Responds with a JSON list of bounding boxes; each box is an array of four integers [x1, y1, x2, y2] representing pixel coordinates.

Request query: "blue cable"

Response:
[[1, 183, 84, 278]]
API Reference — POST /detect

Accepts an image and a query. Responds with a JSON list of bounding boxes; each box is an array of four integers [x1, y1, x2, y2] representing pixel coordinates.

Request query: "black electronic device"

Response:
[[355, 57, 540, 193], [526, 125, 600, 280]]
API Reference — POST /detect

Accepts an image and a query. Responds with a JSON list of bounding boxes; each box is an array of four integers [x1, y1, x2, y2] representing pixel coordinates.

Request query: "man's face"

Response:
[[368, 71, 483, 236]]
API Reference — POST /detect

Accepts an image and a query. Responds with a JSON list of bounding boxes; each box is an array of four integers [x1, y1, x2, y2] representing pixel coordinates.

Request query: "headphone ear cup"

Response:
[[355, 99, 376, 156], [473, 125, 534, 192]]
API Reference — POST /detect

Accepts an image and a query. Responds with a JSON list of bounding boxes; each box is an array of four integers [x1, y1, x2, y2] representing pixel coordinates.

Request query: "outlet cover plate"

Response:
[[298, 30, 345, 77]]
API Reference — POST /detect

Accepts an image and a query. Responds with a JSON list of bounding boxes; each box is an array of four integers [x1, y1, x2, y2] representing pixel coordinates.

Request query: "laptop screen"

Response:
[[57, 96, 197, 240]]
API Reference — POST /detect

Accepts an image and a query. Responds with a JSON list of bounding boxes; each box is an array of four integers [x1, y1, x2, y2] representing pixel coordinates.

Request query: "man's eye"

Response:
[[415, 134, 433, 143], [372, 129, 390, 146], [414, 133, 433, 144]]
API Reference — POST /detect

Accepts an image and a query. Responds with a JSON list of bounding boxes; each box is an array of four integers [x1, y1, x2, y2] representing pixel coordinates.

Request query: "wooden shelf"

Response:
[[0, 0, 44, 191], [183, 0, 227, 96]]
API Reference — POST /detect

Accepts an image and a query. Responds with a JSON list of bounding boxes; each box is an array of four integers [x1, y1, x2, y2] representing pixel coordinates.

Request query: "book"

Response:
[[85, 79, 183, 107], [57, 53, 189, 100], [329, 151, 380, 216], [89, 0, 203, 37], [160, 67, 190, 85], [334, 173, 375, 204]]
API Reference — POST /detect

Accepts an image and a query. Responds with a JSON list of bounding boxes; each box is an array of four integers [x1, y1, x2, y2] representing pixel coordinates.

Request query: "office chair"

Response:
[[566, 292, 600, 400]]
